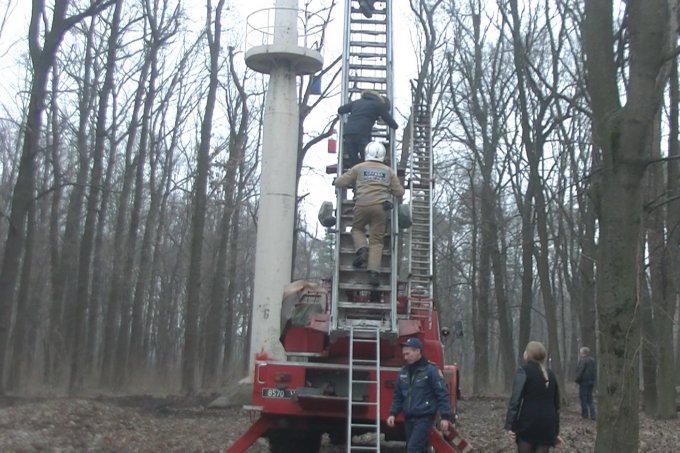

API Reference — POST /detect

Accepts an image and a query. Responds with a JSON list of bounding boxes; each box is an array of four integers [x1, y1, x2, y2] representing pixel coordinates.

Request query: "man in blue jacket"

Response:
[[387, 338, 453, 452]]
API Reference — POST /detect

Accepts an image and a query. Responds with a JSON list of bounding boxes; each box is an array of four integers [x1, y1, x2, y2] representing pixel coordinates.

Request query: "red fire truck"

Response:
[[228, 1, 472, 452]]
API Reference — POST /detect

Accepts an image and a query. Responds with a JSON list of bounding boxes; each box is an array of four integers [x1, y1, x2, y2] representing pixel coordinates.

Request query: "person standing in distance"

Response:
[[333, 141, 404, 286], [337, 90, 398, 169], [386, 338, 453, 453], [575, 346, 596, 420], [505, 341, 564, 452]]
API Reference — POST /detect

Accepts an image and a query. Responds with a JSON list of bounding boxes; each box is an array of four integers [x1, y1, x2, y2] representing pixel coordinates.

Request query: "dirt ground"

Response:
[[0, 387, 678, 452]]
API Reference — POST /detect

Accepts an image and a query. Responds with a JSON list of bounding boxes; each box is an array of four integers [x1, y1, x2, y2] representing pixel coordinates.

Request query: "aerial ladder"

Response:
[[407, 84, 434, 325], [332, 0, 396, 333], [330, 1, 395, 451]]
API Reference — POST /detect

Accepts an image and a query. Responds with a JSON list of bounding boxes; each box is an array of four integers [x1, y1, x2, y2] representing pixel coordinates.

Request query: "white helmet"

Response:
[[365, 141, 386, 162]]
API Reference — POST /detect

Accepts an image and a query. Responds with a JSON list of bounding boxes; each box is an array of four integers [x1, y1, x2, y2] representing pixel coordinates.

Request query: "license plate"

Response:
[[261, 388, 295, 399]]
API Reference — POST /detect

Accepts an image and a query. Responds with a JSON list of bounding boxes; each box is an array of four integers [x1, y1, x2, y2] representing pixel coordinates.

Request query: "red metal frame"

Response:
[[225, 316, 470, 452]]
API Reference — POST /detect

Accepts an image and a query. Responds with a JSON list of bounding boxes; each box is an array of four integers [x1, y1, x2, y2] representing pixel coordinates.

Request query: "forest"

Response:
[[0, 0, 678, 451]]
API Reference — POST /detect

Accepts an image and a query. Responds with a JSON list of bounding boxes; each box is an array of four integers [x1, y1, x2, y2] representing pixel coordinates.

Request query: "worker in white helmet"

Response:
[[333, 141, 404, 286]]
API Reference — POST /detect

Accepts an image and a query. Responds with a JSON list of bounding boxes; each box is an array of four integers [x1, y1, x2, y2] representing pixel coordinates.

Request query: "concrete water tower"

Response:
[[245, 0, 323, 373]]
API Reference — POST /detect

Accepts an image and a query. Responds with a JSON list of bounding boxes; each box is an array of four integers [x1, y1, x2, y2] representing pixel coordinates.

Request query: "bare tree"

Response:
[[202, 45, 251, 388], [182, 0, 227, 395], [583, 0, 677, 449], [657, 51, 680, 420], [504, 0, 563, 378], [443, 0, 516, 392], [114, 0, 182, 388], [69, 0, 123, 393], [0, 0, 115, 395]]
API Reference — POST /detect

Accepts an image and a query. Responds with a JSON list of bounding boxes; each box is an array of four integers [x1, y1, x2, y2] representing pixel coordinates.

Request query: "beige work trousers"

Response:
[[351, 203, 387, 272]]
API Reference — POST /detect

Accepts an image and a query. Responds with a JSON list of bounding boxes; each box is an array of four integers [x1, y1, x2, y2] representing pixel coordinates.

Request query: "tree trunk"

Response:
[[1, 0, 68, 395], [577, 181, 597, 356], [113, 25, 162, 387], [517, 186, 533, 362], [7, 195, 37, 390], [182, 0, 226, 395], [656, 50, 679, 420], [204, 46, 250, 387], [47, 14, 99, 388], [642, 108, 664, 415], [100, 45, 150, 387], [47, 61, 65, 385], [87, 100, 119, 375], [639, 244, 657, 414], [71, 0, 122, 393], [490, 218, 515, 389], [583, 1, 674, 449], [128, 123, 161, 377]]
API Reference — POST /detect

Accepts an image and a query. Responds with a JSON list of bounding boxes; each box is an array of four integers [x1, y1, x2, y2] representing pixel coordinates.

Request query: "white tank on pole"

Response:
[[244, 1, 323, 374]]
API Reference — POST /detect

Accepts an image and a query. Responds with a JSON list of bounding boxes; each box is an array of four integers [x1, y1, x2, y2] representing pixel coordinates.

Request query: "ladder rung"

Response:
[[351, 423, 378, 429], [348, 75, 389, 84], [351, 401, 378, 406], [351, 17, 387, 25], [353, 359, 379, 365], [351, 336, 379, 343], [339, 265, 391, 272], [348, 29, 387, 37], [351, 8, 386, 17], [349, 63, 388, 71], [350, 41, 387, 49], [338, 302, 391, 310], [352, 379, 378, 384], [349, 51, 387, 59], [339, 283, 391, 291]]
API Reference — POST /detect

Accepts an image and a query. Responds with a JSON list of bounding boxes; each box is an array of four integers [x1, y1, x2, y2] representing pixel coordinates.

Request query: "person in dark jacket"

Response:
[[575, 346, 596, 420], [358, 0, 376, 18], [505, 341, 564, 452], [387, 338, 453, 453], [337, 90, 398, 168]]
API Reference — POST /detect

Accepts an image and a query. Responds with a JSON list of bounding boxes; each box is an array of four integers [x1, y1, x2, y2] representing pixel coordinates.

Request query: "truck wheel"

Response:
[[269, 430, 322, 453]]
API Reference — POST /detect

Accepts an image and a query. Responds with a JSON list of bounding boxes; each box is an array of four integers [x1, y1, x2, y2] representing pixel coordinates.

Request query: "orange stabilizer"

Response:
[[225, 416, 272, 453], [428, 426, 474, 453]]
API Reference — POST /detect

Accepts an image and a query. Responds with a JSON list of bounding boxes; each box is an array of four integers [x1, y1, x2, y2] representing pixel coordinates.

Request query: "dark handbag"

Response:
[[382, 200, 393, 210]]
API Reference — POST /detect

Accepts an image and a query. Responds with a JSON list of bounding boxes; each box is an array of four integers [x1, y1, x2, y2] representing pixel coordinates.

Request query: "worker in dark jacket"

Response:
[[333, 141, 404, 286], [575, 346, 596, 420], [387, 338, 453, 453], [505, 341, 564, 452], [358, 0, 376, 18], [337, 90, 398, 168]]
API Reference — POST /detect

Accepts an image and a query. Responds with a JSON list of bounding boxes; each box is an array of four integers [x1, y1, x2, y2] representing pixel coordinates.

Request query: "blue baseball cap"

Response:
[[401, 338, 423, 350]]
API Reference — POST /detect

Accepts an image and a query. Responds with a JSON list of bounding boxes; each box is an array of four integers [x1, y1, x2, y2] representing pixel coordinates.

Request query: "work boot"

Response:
[[359, 0, 373, 18], [352, 247, 368, 268], [368, 270, 380, 287]]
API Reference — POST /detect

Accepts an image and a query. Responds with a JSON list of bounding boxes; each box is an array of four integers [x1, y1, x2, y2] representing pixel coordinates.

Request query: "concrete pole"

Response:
[[248, 0, 300, 373]]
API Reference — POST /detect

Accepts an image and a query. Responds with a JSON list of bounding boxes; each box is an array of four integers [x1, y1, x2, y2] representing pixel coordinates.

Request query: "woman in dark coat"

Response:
[[505, 341, 564, 452]]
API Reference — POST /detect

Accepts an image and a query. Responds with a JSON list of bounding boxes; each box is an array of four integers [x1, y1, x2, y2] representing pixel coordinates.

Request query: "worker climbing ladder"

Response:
[[331, 0, 398, 334], [406, 84, 434, 324]]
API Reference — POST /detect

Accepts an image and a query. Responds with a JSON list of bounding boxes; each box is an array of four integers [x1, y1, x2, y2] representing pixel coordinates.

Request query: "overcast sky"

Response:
[[0, 0, 418, 231]]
